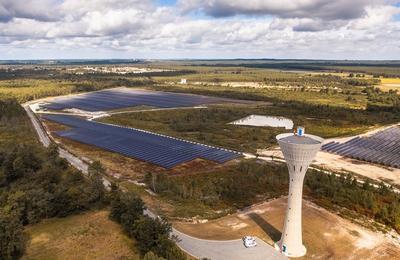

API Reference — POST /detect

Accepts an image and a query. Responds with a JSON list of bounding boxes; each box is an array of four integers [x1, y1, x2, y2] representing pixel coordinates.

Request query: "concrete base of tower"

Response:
[[274, 241, 307, 258]]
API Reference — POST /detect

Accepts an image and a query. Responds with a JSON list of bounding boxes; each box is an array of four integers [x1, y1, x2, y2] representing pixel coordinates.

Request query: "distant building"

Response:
[[180, 78, 187, 84]]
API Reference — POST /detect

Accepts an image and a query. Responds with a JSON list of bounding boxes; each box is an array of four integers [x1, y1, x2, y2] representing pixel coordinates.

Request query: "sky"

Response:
[[0, 0, 400, 60]]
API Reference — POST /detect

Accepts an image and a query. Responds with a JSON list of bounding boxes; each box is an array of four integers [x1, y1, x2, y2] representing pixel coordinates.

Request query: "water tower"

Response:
[[275, 127, 323, 257]]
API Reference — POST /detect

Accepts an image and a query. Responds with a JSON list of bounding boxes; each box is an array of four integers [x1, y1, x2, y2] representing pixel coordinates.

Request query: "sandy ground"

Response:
[[260, 123, 400, 186], [315, 152, 400, 185], [174, 198, 400, 260], [261, 148, 400, 187]]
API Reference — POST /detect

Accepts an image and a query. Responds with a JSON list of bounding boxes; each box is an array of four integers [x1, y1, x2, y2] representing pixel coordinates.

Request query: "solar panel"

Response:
[[322, 126, 400, 169], [41, 88, 241, 112], [42, 114, 241, 169]]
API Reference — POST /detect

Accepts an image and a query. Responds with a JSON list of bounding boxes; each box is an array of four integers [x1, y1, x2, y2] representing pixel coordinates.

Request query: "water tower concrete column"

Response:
[[275, 130, 323, 257]]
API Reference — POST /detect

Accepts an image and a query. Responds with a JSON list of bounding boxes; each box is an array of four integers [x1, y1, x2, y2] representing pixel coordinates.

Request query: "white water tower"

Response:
[[275, 127, 323, 257]]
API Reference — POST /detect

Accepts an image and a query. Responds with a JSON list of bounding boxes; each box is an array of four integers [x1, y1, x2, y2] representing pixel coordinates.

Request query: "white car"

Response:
[[242, 236, 257, 248]]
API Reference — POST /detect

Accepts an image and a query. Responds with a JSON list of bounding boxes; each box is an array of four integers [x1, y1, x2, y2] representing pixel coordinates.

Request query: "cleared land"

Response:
[[23, 210, 140, 260], [377, 78, 400, 92], [174, 198, 400, 260], [261, 149, 400, 187]]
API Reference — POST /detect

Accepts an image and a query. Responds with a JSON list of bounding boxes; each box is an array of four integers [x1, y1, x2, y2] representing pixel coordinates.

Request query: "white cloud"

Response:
[[0, 0, 399, 59], [0, 0, 61, 22], [178, 0, 386, 20]]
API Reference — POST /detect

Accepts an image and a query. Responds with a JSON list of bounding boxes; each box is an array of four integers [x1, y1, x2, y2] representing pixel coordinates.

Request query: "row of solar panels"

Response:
[[42, 114, 241, 169], [41, 88, 234, 112], [322, 126, 400, 168]]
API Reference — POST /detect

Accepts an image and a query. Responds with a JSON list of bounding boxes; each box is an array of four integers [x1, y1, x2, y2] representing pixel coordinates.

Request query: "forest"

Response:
[[109, 187, 186, 260], [0, 99, 183, 260], [0, 98, 106, 259], [145, 160, 400, 233], [364, 86, 400, 112]]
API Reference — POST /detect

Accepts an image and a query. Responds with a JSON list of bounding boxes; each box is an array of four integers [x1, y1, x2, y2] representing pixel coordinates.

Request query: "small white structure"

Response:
[[275, 127, 323, 257], [242, 236, 257, 248], [180, 78, 187, 84]]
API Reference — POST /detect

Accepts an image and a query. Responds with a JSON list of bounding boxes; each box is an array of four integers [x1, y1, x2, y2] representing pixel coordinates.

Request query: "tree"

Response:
[[132, 216, 172, 255], [155, 237, 186, 260], [143, 251, 166, 260], [110, 191, 145, 231], [88, 160, 106, 178], [0, 209, 25, 260]]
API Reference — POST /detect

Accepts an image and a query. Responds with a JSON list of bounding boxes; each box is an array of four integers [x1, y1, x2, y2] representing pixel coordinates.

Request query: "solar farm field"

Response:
[[41, 87, 242, 111], [322, 126, 400, 168], [42, 114, 241, 169]]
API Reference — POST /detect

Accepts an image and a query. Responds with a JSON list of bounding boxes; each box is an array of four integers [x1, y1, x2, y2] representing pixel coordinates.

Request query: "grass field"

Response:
[[150, 83, 367, 108], [23, 210, 140, 260], [0, 79, 76, 102]]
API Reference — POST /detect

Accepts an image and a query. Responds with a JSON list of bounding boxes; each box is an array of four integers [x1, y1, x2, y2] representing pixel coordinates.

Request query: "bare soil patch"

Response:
[[174, 198, 400, 260]]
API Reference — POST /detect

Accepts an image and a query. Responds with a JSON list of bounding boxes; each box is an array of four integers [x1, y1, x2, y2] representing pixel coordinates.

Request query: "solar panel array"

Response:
[[42, 88, 236, 112], [42, 114, 241, 169], [322, 126, 400, 168]]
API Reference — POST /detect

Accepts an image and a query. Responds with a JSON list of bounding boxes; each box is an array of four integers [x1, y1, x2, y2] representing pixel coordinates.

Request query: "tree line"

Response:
[[0, 143, 106, 259], [364, 87, 400, 112], [146, 160, 400, 233], [109, 187, 186, 260], [0, 99, 186, 259]]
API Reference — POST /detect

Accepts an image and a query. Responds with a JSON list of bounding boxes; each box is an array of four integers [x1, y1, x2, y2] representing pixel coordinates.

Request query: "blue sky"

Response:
[[0, 0, 399, 60], [157, 0, 176, 6]]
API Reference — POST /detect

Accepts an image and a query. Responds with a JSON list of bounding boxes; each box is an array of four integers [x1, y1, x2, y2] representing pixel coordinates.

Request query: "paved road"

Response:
[[24, 105, 111, 188], [143, 209, 286, 260], [24, 105, 51, 147], [25, 104, 286, 260], [173, 229, 286, 260]]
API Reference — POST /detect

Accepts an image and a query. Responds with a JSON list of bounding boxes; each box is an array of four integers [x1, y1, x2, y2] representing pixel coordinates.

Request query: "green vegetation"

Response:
[[151, 83, 367, 108], [0, 67, 193, 103], [0, 78, 152, 103], [109, 188, 186, 260], [145, 161, 287, 210], [167, 60, 400, 77], [147, 160, 400, 232], [306, 171, 400, 233], [0, 98, 185, 259], [0, 99, 106, 259], [364, 87, 400, 112], [1, 62, 399, 256], [0, 80, 76, 102], [23, 210, 140, 260], [101, 102, 400, 153], [153, 65, 377, 88]]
